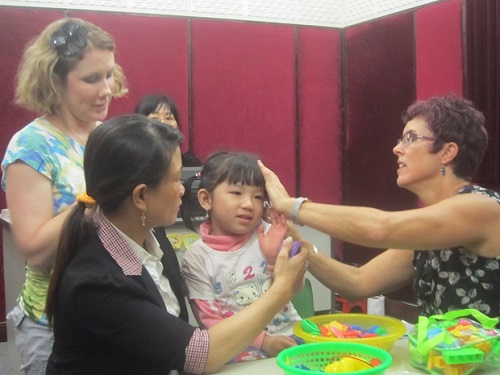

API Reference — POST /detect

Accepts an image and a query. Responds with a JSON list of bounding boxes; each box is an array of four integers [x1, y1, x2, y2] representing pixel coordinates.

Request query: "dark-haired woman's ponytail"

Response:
[[46, 202, 96, 325]]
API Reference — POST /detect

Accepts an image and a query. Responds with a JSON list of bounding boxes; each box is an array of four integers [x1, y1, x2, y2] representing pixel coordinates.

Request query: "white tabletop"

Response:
[[217, 337, 498, 374]]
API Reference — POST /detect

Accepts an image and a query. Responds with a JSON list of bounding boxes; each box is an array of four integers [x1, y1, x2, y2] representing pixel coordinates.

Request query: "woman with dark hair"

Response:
[[45, 114, 307, 375], [260, 94, 500, 319], [135, 93, 202, 167], [135, 93, 180, 129]]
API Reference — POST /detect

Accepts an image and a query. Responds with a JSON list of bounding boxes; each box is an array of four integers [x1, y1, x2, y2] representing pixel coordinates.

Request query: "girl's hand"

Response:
[[261, 334, 297, 357], [258, 210, 287, 265]]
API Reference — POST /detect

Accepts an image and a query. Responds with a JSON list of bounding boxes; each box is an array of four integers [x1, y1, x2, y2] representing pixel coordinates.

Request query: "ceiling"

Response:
[[2, 0, 441, 28]]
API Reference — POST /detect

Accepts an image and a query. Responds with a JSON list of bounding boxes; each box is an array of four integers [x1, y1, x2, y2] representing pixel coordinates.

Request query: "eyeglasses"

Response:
[[396, 132, 436, 148]]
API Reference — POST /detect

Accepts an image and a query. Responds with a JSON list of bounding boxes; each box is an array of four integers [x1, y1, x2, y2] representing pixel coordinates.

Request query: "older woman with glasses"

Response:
[[134, 93, 202, 167], [259, 94, 500, 319]]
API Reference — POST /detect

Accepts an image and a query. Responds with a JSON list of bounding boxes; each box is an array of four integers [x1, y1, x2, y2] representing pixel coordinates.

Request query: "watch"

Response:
[[291, 197, 308, 225]]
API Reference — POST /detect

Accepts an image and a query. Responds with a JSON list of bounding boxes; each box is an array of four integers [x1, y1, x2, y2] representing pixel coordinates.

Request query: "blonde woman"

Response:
[[1, 18, 126, 374]]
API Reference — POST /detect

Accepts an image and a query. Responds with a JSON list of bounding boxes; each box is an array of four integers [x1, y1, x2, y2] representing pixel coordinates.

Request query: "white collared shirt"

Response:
[[115, 225, 181, 317]]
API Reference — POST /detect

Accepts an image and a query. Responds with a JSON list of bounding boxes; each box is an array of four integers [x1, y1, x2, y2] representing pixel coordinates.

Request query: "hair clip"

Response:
[[51, 21, 88, 58], [195, 172, 201, 179], [76, 192, 96, 208]]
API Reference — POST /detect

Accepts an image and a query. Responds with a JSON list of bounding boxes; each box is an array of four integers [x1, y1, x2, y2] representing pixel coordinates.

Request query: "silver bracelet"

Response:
[[291, 197, 308, 225]]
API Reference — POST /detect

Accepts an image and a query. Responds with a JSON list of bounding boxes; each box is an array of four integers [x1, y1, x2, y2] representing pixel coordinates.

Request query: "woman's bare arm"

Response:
[[306, 247, 415, 301], [6, 162, 74, 268]]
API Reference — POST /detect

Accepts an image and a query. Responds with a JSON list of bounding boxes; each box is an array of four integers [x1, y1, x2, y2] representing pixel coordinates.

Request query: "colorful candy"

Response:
[[301, 318, 389, 339], [294, 319, 391, 372]]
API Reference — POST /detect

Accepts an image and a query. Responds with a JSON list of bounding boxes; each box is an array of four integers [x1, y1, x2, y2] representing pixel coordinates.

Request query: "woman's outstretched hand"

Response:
[[258, 160, 294, 217]]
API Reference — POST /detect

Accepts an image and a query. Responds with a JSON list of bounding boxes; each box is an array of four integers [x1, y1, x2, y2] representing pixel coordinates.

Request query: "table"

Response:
[[217, 337, 498, 374]]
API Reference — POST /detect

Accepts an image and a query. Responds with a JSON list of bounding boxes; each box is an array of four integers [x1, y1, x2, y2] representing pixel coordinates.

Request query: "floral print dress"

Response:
[[413, 185, 500, 318], [1, 117, 85, 325]]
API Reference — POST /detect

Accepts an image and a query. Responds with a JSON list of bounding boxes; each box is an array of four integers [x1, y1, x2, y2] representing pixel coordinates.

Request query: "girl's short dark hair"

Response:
[[181, 151, 264, 231]]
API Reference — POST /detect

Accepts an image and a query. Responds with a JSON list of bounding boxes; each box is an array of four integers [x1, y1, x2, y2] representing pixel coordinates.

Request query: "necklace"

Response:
[[66, 129, 87, 146], [46, 115, 95, 146]]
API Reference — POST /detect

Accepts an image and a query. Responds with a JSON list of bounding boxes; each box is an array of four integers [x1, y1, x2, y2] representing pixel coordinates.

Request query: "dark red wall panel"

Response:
[[298, 27, 343, 203], [416, 0, 463, 99], [190, 20, 297, 193], [68, 11, 191, 150], [0, 7, 64, 186], [343, 12, 417, 266]]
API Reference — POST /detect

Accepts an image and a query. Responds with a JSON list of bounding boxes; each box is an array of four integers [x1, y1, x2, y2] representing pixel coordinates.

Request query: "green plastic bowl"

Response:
[[277, 342, 393, 375]]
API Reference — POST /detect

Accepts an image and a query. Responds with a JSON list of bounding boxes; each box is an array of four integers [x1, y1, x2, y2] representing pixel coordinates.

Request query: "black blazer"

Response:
[[153, 227, 189, 323], [46, 229, 195, 375]]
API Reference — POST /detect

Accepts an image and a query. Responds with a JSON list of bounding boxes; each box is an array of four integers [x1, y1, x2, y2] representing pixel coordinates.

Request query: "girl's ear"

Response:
[[197, 188, 212, 211]]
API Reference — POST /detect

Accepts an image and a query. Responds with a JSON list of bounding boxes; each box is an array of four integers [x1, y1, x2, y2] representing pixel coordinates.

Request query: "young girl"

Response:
[[180, 151, 304, 362]]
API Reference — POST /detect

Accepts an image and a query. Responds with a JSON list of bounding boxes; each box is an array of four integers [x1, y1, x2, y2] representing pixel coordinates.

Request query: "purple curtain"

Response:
[[465, 0, 500, 190]]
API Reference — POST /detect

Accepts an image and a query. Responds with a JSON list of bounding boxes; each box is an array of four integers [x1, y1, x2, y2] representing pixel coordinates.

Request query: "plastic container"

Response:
[[408, 321, 500, 375], [277, 342, 392, 375], [293, 313, 407, 351]]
